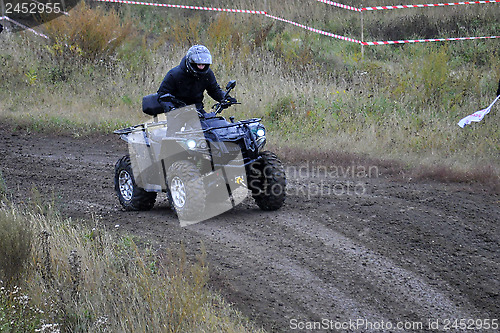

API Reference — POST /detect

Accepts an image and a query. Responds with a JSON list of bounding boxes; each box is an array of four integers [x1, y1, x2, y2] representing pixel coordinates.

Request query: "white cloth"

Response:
[[458, 95, 500, 128]]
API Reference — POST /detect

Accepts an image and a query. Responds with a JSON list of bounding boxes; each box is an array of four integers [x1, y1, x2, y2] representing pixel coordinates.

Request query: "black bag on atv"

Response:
[[142, 93, 164, 116]]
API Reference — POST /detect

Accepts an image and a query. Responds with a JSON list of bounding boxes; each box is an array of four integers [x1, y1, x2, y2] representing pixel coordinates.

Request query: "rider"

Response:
[[157, 45, 236, 114]]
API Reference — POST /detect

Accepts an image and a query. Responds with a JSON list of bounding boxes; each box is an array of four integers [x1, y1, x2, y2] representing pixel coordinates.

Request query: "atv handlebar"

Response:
[[213, 80, 238, 115], [213, 100, 240, 115], [160, 80, 238, 116]]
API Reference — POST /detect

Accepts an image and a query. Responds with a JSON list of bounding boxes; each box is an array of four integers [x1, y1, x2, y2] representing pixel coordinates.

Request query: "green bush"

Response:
[[44, 2, 133, 61]]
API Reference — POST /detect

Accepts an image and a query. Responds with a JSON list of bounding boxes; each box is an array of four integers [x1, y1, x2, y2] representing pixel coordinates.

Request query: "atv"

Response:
[[113, 80, 286, 224]]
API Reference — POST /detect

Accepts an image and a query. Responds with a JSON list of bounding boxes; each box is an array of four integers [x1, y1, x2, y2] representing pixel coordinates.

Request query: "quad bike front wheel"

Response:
[[167, 160, 206, 221], [114, 155, 157, 211], [249, 151, 286, 211]]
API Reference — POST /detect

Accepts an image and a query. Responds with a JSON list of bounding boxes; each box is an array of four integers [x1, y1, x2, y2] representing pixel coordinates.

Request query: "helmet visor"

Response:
[[190, 52, 212, 65]]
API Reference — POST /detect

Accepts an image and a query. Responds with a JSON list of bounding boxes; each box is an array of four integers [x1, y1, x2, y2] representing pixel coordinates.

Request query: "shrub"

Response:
[[266, 95, 297, 122], [0, 204, 33, 286], [419, 45, 450, 103], [44, 2, 133, 61], [163, 14, 202, 47]]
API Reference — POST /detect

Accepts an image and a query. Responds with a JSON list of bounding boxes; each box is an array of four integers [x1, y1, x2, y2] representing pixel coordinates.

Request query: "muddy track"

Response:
[[0, 126, 498, 332]]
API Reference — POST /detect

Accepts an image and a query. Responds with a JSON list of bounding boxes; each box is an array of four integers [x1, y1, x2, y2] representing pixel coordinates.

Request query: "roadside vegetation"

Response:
[[0, 186, 264, 332], [1, 1, 498, 183]]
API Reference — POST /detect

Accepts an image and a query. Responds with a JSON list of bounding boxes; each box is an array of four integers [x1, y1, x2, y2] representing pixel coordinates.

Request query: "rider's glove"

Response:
[[159, 101, 176, 113], [219, 96, 237, 110]]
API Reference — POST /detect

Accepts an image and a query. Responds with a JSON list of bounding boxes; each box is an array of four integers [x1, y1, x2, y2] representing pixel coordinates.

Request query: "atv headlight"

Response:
[[249, 124, 266, 149], [181, 138, 210, 157], [186, 139, 197, 149]]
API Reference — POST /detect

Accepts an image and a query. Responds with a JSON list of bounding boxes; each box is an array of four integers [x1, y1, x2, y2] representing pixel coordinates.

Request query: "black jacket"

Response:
[[157, 56, 225, 111]]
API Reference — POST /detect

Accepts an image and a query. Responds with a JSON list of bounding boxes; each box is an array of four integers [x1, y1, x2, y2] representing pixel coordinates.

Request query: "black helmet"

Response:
[[185, 45, 212, 76]]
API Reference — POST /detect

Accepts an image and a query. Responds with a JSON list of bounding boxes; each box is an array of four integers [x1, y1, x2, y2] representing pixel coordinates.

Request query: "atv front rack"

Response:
[[113, 120, 169, 135], [114, 117, 261, 135]]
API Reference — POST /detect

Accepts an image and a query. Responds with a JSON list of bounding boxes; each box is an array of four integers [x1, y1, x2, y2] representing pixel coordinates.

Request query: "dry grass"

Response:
[[413, 164, 500, 191], [0, 196, 265, 332], [0, 203, 33, 287]]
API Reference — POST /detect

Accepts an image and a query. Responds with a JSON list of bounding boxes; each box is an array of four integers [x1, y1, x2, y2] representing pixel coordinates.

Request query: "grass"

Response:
[[0, 191, 265, 332], [0, 2, 499, 181]]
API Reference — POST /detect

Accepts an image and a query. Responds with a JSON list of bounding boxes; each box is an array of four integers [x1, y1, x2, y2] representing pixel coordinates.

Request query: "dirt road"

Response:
[[0, 125, 498, 332]]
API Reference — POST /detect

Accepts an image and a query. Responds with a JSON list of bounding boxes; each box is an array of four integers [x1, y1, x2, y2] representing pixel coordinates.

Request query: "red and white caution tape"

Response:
[[0, 16, 49, 39], [458, 95, 499, 127], [264, 14, 363, 44], [92, 0, 361, 43], [315, 0, 361, 12], [2, 0, 498, 45], [93, 0, 266, 14], [316, 0, 500, 11], [362, 0, 500, 11], [90, 0, 499, 46], [363, 35, 499, 45]]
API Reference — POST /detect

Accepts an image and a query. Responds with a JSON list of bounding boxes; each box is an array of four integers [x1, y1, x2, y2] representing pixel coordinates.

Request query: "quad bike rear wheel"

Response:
[[167, 160, 206, 221], [249, 151, 286, 211], [114, 155, 157, 211]]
